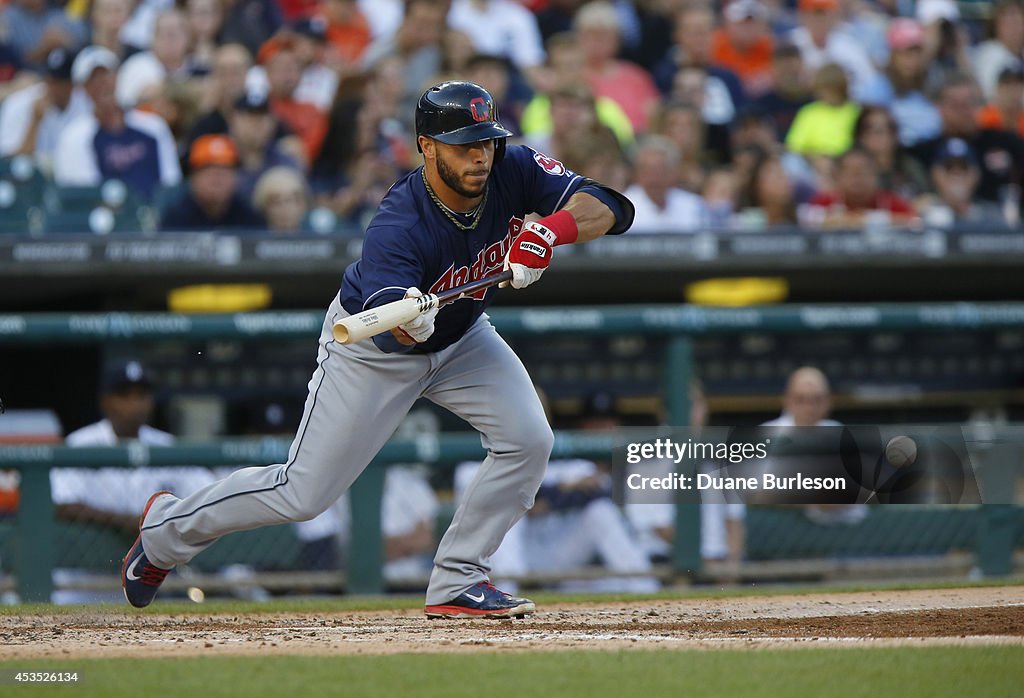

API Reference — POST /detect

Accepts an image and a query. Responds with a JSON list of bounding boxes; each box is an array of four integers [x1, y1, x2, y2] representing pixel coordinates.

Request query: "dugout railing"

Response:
[[1, 302, 1023, 602]]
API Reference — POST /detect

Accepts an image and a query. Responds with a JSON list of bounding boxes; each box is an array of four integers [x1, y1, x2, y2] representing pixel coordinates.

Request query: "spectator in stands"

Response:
[[852, 106, 929, 201], [313, 55, 412, 195], [918, 0, 970, 97], [117, 10, 198, 109], [361, 0, 446, 117], [186, 0, 225, 75], [218, 0, 283, 58], [520, 32, 634, 150], [264, 43, 328, 163], [229, 91, 302, 201], [251, 19, 339, 114], [184, 43, 262, 155], [252, 165, 309, 232], [711, 0, 774, 98], [749, 42, 812, 140], [788, 0, 882, 104], [649, 100, 722, 193], [277, 0, 315, 23], [651, 2, 745, 114], [974, 0, 1024, 101], [910, 74, 1024, 213], [785, 62, 859, 158], [834, 0, 888, 70], [575, 1, 661, 133], [670, 62, 738, 131], [88, 0, 141, 63], [763, 366, 867, 526], [2, 0, 87, 70], [561, 125, 629, 191], [730, 107, 817, 193], [919, 138, 1006, 227], [325, 150, 403, 227], [322, 0, 373, 71], [737, 149, 798, 228], [0, 48, 92, 172], [161, 133, 264, 230], [447, 0, 546, 85], [978, 66, 1024, 138], [0, 15, 35, 102], [355, 0, 401, 41], [534, 0, 586, 44], [439, 27, 476, 76], [54, 46, 182, 200], [730, 141, 766, 199], [140, 77, 205, 143], [702, 167, 738, 229], [522, 83, 614, 164], [618, 0, 676, 72], [803, 147, 916, 229], [879, 18, 942, 147], [625, 135, 708, 233]]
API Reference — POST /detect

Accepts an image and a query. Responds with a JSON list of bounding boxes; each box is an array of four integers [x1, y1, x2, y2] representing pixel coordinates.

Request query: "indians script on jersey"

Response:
[[428, 217, 523, 301], [340, 145, 583, 353]]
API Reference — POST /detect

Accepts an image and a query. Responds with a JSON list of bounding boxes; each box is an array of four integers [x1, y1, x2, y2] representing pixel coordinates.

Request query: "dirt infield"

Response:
[[2, 587, 1022, 658]]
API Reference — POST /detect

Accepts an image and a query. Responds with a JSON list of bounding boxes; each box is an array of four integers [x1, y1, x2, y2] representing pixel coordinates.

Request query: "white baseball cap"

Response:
[[917, 0, 959, 24], [71, 46, 120, 86], [724, 0, 769, 23]]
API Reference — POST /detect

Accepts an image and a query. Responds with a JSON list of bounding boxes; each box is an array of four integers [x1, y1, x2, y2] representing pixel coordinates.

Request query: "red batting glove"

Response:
[[502, 210, 578, 289]]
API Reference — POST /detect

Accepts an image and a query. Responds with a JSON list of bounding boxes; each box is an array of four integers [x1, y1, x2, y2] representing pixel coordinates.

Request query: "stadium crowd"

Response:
[[0, 0, 1022, 233]]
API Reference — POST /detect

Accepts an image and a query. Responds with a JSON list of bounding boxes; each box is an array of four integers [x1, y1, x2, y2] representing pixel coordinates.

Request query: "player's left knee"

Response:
[[530, 424, 555, 462]]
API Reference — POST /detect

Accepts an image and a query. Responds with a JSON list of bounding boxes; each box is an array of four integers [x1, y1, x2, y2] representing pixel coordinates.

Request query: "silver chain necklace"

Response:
[[421, 168, 488, 231]]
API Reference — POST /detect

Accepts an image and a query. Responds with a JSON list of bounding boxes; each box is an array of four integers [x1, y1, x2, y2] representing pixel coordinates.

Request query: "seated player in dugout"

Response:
[[121, 81, 634, 618], [763, 366, 868, 526], [455, 389, 659, 594], [624, 380, 747, 585], [58, 360, 184, 534]]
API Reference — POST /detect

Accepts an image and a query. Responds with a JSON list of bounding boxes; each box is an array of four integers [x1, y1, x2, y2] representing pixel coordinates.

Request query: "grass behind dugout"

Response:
[[1, 647, 1020, 698]]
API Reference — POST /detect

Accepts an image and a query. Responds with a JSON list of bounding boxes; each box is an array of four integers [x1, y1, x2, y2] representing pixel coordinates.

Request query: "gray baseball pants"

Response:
[[140, 292, 552, 605]]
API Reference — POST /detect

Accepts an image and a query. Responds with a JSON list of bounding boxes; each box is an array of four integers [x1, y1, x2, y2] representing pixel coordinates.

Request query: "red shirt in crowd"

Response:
[[977, 104, 1024, 139], [809, 190, 916, 215], [710, 28, 774, 96], [270, 98, 328, 161]]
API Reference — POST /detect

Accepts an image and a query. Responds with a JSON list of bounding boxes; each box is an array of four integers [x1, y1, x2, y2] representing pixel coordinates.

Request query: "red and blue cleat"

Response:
[[425, 581, 535, 619], [121, 490, 174, 608]]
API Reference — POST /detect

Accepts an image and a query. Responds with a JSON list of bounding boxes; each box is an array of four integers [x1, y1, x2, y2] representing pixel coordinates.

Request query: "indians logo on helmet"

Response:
[[469, 97, 490, 122]]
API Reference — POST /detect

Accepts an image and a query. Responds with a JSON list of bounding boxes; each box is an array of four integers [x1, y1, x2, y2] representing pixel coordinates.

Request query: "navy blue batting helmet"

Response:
[[415, 81, 513, 161]]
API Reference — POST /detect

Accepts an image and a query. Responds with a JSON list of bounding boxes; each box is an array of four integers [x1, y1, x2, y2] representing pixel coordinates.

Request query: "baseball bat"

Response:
[[332, 269, 514, 344]]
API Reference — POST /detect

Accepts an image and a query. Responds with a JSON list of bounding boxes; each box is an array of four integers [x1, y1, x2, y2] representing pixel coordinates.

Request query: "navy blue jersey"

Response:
[[341, 145, 585, 353], [94, 124, 164, 200]]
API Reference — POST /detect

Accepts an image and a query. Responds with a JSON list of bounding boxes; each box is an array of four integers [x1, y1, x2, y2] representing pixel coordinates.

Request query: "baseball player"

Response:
[[122, 81, 633, 618], [54, 360, 219, 603]]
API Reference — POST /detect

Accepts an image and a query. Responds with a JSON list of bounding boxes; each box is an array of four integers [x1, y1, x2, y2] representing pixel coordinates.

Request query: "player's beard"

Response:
[[436, 149, 489, 201]]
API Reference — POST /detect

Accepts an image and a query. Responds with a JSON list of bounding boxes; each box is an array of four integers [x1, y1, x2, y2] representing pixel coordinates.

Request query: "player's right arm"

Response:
[[355, 225, 434, 353], [501, 145, 634, 288]]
